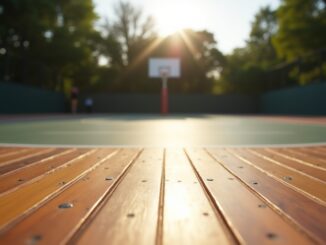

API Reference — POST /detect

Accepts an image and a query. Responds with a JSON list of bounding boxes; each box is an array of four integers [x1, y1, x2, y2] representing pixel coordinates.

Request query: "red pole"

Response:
[[161, 77, 168, 114]]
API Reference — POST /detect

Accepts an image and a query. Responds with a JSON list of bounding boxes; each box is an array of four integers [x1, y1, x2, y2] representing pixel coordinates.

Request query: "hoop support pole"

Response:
[[161, 76, 168, 114]]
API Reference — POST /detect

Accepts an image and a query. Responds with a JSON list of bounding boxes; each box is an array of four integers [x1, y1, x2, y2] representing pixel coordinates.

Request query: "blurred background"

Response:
[[0, 0, 325, 115]]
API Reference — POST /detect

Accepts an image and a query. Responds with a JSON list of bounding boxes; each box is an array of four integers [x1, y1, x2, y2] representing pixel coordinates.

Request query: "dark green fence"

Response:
[[1, 81, 326, 115], [0, 81, 66, 114], [78, 93, 259, 114], [260, 82, 326, 115]]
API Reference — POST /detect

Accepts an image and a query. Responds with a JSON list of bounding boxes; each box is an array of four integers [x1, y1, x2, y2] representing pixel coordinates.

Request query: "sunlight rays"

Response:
[[152, 0, 203, 36], [117, 36, 165, 81]]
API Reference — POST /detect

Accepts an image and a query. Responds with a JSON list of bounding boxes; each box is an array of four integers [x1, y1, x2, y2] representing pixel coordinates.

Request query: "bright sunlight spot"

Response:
[[98, 56, 109, 66], [152, 0, 204, 36]]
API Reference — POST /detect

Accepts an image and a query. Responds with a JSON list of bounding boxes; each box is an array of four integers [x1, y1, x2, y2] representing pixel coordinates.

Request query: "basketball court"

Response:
[[0, 56, 325, 245], [0, 114, 326, 147]]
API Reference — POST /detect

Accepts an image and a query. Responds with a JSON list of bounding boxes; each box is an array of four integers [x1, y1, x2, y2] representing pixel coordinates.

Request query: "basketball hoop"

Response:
[[159, 67, 171, 79], [148, 58, 181, 114]]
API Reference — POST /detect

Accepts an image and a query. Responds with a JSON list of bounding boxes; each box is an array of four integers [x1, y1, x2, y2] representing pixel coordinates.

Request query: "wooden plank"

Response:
[[296, 147, 326, 158], [230, 148, 326, 204], [284, 148, 326, 165], [0, 148, 23, 156], [207, 148, 326, 244], [186, 148, 314, 244], [268, 148, 326, 169], [0, 148, 44, 166], [317, 146, 326, 150], [0, 149, 141, 245], [0, 148, 65, 175], [0, 149, 90, 194], [251, 148, 326, 182], [162, 149, 235, 245], [0, 148, 117, 229], [72, 149, 163, 245]]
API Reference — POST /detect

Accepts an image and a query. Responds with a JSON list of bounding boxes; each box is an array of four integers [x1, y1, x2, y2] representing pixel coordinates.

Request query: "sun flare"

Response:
[[152, 0, 203, 36]]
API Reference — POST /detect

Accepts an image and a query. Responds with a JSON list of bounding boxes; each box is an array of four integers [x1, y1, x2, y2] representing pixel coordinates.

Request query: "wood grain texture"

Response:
[[251, 148, 326, 182], [0, 148, 22, 156], [0, 148, 65, 175], [0, 149, 140, 245], [313, 146, 326, 153], [296, 147, 326, 158], [0, 148, 31, 159], [268, 148, 326, 169], [74, 149, 164, 245], [162, 149, 235, 245], [0, 148, 117, 229], [0, 148, 50, 167], [0, 146, 324, 244], [230, 148, 326, 204], [207, 148, 326, 244], [0, 149, 89, 194], [187, 148, 314, 244]]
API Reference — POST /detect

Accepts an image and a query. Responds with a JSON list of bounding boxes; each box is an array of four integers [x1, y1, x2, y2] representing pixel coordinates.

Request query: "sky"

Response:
[[94, 0, 280, 54]]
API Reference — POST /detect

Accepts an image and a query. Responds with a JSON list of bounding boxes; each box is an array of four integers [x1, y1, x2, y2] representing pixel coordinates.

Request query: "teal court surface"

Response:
[[0, 115, 325, 147]]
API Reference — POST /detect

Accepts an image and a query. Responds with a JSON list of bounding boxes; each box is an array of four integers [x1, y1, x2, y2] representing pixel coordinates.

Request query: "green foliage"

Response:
[[247, 6, 279, 68], [95, 2, 225, 94], [1, 0, 325, 95], [272, 0, 326, 83], [273, 0, 326, 60], [154, 29, 225, 93], [216, 6, 280, 94], [217, 1, 326, 94], [0, 0, 99, 92], [105, 1, 156, 65]]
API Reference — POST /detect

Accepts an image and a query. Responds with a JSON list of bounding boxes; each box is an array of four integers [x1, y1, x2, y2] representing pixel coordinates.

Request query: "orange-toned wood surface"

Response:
[[0, 146, 325, 244]]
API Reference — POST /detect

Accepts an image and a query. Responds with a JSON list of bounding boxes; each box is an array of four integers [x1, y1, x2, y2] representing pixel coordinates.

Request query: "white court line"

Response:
[[0, 142, 325, 148], [43, 131, 293, 135]]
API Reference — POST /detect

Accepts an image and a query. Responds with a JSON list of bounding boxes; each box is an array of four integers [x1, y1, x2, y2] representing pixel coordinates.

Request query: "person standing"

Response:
[[70, 86, 79, 114], [84, 97, 94, 113]]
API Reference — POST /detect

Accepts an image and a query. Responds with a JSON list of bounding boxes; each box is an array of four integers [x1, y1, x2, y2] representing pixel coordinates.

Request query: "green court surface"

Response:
[[0, 115, 325, 147]]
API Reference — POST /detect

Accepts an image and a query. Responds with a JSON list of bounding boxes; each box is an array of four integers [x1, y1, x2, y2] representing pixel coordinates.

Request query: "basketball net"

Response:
[[159, 67, 170, 79]]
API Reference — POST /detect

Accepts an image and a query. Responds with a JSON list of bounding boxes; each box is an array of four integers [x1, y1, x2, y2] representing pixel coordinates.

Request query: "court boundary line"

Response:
[[0, 142, 325, 148]]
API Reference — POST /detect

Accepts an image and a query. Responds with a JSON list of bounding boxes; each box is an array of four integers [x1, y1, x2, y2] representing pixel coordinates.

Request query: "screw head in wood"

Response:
[[283, 176, 292, 181], [58, 203, 73, 209], [127, 213, 135, 218], [266, 232, 277, 240], [105, 176, 114, 181], [28, 234, 42, 244]]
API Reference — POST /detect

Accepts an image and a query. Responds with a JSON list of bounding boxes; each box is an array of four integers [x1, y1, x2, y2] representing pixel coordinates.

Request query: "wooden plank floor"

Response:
[[0, 146, 325, 244]]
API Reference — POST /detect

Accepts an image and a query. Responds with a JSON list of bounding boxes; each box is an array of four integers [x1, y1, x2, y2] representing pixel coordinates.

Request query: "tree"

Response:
[[247, 6, 279, 68], [217, 6, 279, 94], [0, 0, 56, 84], [273, 0, 326, 60], [153, 29, 225, 93], [92, 1, 159, 92], [272, 0, 326, 84], [103, 1, 156, 66], [0, 0, 100, 92]]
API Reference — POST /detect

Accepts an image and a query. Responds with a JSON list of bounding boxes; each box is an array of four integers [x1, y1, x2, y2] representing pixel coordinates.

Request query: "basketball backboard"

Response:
[[149, 58, 181, 78]]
